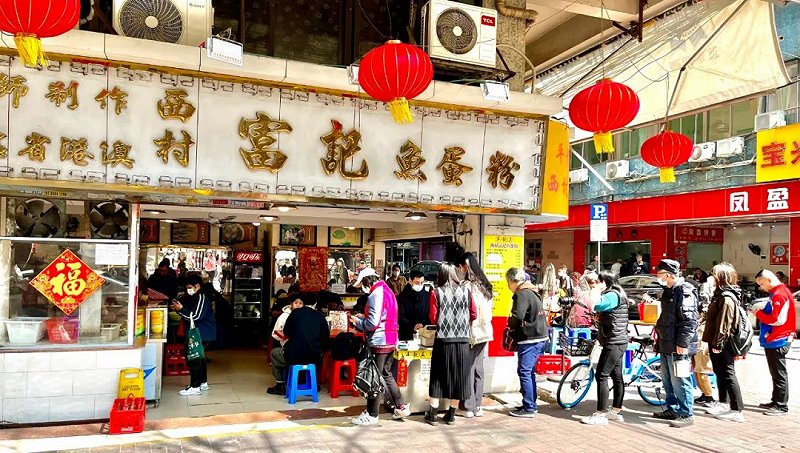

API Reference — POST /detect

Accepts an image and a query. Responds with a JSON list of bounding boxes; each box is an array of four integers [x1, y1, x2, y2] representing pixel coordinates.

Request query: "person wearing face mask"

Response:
[[171, 273, 216, 396], [386, 263, 407, 296], [397, 270, 431, 341]]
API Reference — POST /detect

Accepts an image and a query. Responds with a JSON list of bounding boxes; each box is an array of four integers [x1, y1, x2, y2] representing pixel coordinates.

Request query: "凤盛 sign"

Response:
[[590, 203, 608, 242]]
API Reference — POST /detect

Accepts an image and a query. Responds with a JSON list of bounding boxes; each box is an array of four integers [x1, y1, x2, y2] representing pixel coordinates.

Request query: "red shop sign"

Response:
[[235, 251, 263, 263], [675, 226, 724, 243], [770, 243, 789, 265]]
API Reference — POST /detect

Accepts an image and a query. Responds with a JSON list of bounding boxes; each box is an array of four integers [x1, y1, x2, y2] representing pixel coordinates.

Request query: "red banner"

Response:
[[30, 249, 105, 315], [298, 247, 328, 292], [675, 226, 724, 243], [235, 251, 263, 263], [397, 359, 408, 387], [771, 243, 789, 265]]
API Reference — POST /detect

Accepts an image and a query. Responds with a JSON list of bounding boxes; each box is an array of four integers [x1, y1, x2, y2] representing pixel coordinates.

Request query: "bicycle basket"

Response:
[[559, 334, 593, 356]]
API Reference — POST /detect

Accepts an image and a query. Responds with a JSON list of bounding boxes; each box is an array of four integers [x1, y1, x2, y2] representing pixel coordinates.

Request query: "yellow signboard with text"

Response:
[[540, 120, 570, 218], [756, 123, 800, 183], [483, 235, 524, 317]]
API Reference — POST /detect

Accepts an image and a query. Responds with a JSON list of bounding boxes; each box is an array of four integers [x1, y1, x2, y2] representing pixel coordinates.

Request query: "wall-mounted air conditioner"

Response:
[[114, 0, 214, 47], [688, 142, 716, 163], [605, 160, 629, 180], [716, 136, 745, 158], [421, 0, 498, 68], [569, 168, 589, 184], [754, 110, 786, 131]]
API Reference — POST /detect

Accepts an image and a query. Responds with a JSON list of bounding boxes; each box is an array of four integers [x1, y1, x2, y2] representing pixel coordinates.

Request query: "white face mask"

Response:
[[187, 287, 196, 296], [392, 271, 400, 277], [362, 285, 371, 294], [657, 278, 668, 287], [412, 284, 424, 292]]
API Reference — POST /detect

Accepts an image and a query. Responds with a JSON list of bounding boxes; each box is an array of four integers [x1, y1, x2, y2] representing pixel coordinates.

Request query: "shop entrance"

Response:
[[585, 241, 651, 275]]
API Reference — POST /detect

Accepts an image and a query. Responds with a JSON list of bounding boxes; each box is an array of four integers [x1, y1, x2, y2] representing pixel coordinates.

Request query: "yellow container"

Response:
[[642, 303, 660, 324], [135, 309, 145, 336], [150, 310, 164, 335]]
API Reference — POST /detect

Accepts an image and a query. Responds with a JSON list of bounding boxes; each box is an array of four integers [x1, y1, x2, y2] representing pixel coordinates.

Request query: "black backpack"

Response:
[[353, 355, 385, 399], [722, 290, 754, 357]]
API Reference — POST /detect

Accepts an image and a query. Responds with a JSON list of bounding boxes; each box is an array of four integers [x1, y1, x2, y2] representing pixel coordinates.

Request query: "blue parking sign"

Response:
[[590, 203, 608, 221]]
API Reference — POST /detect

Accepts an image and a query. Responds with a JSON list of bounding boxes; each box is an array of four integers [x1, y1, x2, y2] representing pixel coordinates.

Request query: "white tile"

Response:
[[3, 397, 49, 424], [49, 395, 95, 422], [73, 368, 119, 396], [93, 393, 117, 419], [4, 352, 51, 372], [0, 353, 5, 372], [26, 371, 74, 397], [95, 349, 142, 370], [49, 351, 97, 371], [1, 372, 27, 397]]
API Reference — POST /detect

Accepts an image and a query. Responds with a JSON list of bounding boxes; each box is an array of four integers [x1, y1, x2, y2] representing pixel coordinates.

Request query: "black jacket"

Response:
[[507, 286, 548, 342], [283, 306, 330, 366], [596, 288, 629, 346], [397, 283, 431, 341], [656, 279, 699, 355]]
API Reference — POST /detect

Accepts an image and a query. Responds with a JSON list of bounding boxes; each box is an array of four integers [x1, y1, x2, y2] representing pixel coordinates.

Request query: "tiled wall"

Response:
[[0, 348, 141, 424]]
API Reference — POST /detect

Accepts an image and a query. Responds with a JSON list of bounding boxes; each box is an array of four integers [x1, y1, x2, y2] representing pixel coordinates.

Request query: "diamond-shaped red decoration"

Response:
[[29, 249, 105, 316]]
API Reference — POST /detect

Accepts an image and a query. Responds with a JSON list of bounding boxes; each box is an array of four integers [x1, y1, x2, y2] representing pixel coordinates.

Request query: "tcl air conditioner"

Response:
[[688, 142, 715, 163], [114, 0, 214, 47], [569, 168, 589, 184], [716, 136, 745, 158], [421, 0, 498, 68], [754, 110, 786, 131], [605, 160, 629, 180]]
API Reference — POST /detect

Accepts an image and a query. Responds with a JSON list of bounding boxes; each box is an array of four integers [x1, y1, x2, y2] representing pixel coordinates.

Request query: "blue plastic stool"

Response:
[[286, 364, 319, 404], [547, 326, 565, 354], [566, 327, 592, 340]]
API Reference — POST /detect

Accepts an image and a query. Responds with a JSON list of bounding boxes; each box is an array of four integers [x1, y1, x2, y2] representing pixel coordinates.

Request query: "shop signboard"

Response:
[[770, 243, 789, 265], [589, 203, 608, 242], [235, 251, 263, 263], [483, 235, 524, 318], [756, 123, 800, 183], [675, 226, 724, 243], [29, 249, 105, 315]]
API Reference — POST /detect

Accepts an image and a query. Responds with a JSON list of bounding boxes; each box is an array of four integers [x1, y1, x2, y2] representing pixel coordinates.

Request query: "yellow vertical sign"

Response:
[[483, 235, 524, 317], [756, 123, 800, 183], [540, 120, 570, 218]]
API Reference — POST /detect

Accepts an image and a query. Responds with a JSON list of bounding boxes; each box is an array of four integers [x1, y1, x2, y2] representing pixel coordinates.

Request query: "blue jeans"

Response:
[[660, 354, 694, 417], [517, 341, 547, 412]]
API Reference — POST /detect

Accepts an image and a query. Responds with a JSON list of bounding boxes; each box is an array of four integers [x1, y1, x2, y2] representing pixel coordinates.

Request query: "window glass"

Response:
[[272, 1, 342, 65], [570, 143, 582, 170], [731, 100, 757, 136], [681, 114, 701, 143], [631, 124, 657, 156], [707, 106, 731, 142]]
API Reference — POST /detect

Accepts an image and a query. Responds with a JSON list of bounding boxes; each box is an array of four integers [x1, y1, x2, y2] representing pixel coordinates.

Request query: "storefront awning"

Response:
[[538, 0, 790, 138]]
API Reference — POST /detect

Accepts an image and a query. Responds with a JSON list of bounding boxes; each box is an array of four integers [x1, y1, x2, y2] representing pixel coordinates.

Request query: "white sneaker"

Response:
[[606, 410, 624, 423], [716, 410, 745, 423], [179, 386, 201, 396], [392, 405, 411, 420], [464, 411, 475, 418], [474, 407, 484, 418], [200, 382, 209, 391], [581, 411, 609, 425], [351, 411, 379, 426], [704, 402, 730, 416]]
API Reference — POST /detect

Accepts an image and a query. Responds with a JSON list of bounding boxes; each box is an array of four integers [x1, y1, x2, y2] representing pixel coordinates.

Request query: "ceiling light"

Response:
[[405, 212, 427, 221], [259, 215, 279, 222], [732, 226, 737, 230], [757, 222, 763, 227], [163, 219, 179, 224], [145, 209, 166, 215], [252, 222, 261, 226], [273, 204, 296, 213], [346, 226, 355, 230]]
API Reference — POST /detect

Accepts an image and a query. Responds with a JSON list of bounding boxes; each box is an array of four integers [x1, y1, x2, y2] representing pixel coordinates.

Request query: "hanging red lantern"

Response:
[[358, 40, 434, 125], [568, 79, 640, 154], [0, 0, 80, 68], [640, 130, 694, 183]]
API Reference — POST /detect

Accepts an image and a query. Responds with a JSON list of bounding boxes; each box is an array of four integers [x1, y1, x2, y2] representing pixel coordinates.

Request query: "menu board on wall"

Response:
[[483, 235, 524, 317]]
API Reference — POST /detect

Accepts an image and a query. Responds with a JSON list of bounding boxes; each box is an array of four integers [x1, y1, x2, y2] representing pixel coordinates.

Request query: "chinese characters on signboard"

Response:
[[675, 226, 724, 243], [728, 187, 792, 215], [756, 123, 800, 183], [29, 249, 105, 316]]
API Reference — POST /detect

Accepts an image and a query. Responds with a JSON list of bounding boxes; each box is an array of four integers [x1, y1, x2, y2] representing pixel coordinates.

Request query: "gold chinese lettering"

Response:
[[154, 130, 194, 167], [486, 151, 521, 190], [95, 86, 129, 115], [394, 140, 427, 182], [46, 81, 79, 110], [436, 146, 473, 186], [18, 132, 51, 162], [0, 132, 6, 158], [60, 138, 94, 166], [101, 140, 135, 168], [50, 262, 87, 297], [238, 112, 293, 172], [0, 74, 29, 108], [319, 120, 369, 180], [157, 89, 196, 122]]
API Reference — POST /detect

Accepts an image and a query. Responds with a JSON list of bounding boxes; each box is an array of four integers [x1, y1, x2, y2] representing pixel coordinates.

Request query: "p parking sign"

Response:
[[590, 203, 608, 242]]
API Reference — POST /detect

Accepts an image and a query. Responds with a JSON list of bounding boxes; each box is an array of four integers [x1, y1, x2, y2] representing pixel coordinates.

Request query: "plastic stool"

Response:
[[547, 326, 565, 354], [286, 364, 319, 404], [329, 359, 359, 398], [566, 327, 592, 340]]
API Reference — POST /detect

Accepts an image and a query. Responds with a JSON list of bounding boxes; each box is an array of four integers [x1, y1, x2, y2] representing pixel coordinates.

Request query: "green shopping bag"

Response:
[[185, 316, 205, 361]]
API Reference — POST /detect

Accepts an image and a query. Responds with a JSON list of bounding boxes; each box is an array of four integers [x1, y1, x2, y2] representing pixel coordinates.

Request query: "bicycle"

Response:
[[556, 334, 666, 409]]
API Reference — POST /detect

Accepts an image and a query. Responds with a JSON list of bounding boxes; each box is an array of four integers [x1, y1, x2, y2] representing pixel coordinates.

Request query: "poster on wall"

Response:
[[279, 225, 316, 246], [298, 247, 328, 292], [483, 235, 524, 358], [170, 221, 211, 245], [770, 243, 789, 265], [220, 223, 257, 245], [328, 227, 362, 247], [140, 219, 160, 244], [30, 249, 106, 315]]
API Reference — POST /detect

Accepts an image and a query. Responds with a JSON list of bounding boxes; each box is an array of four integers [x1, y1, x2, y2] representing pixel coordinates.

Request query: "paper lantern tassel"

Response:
[[659, 167, 676, 183], [14, 34, 47, 67], [592, 131, 615, 154], [388, 98, 413, 124]]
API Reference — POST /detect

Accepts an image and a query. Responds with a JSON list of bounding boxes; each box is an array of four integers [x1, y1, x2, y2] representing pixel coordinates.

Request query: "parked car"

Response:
[[409, 260, 442, 283], [619, 274, 701, 321], [750, 290, 800, 333]]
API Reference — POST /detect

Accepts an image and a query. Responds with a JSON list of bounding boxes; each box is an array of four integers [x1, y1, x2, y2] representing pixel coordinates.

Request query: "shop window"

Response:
[[328, 249, 372, 293], [731, 100, 757, 137], [706, 105, 731, 142]]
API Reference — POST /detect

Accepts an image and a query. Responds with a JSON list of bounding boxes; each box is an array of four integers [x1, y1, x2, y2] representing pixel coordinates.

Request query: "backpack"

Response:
[[722, 290, 753, 357], [353, 355, 385, 399], [331, 332, 357, 361]]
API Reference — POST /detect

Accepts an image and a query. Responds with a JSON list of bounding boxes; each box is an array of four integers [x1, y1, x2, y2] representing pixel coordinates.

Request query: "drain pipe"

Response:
[[495, 0, 539, 25]]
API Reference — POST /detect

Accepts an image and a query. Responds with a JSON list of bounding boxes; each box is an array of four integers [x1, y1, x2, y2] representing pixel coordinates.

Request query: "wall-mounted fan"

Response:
[[11, 198, 66, 238], [181, 213, 236, 225], [436, 8, 478, 55], [117, 0, 185, 43], [89, 202, 130, 239], [748, 243, 762, 256]]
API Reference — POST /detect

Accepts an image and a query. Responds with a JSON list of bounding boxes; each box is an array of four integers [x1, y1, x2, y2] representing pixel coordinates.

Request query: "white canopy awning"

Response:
[[538, 0, 790, 140]]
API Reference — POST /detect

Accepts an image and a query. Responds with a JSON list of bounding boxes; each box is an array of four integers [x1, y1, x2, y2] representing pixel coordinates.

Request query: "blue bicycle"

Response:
[[556, 335, 666, 409]]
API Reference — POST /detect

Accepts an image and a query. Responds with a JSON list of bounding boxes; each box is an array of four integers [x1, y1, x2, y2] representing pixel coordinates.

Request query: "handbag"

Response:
[[418, 325, 437, 347], [353, 351, 385, 399], [185, 315, 205, 361]]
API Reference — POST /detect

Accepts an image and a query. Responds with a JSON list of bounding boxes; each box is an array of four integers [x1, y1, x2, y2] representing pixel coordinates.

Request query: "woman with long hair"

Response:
[[425, 262, 477, 425], [581, 270, 629, 425], [457, 252, 494, 418], [701, 262, 745, 422]]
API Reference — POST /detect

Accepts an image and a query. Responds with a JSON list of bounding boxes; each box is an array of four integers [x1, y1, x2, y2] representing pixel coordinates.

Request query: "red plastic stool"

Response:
[[329, 358, 358, 398]]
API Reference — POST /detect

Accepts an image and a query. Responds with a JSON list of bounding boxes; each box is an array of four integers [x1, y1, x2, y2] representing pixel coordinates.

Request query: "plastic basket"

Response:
[[559, 334, 593, 356], [100, 324, 121, 342], [535, 354, 571, 375], [5, 318, 47, 344], [46, 318, 80, 344], [108, 396, 146, 435]]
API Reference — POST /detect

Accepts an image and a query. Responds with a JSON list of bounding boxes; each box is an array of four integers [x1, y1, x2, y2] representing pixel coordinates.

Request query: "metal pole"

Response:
[[571, 148, 615, 192]]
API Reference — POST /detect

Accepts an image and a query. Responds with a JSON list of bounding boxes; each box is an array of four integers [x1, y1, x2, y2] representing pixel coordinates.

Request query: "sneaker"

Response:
[[716, 411, 745, 423], [464, 411, 475, 419], [703, 402, 729, 416], [392, 405, 411, 420], [763, 406, 789, 416], [179, 386, 201, 396], [266, 383, 286, 395], [580, 412, 609, 425], [694, 396, 715, 407], [669, 416, 694, 428], [652, 409, 678, 420], [693, 395, 710, 404], [351, 411, 379, 426], [509, 408, 537, 418], [474, 408, 484, 418], [758, 401, 777, 409], [200, 382, 209, 391], [606, 410, 625, 423], [424, 409, 438, 426]]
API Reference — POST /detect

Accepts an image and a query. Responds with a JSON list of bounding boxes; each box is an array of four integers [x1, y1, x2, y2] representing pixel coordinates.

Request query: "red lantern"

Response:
[[568, 79, 640, 154], [640, 130, 694, 183], [0, 0, 80, 67], [358, 40, 434, 125]]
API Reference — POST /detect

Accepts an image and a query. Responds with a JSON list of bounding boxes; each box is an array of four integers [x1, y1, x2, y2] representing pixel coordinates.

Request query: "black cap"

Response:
[[158, 258, 171, 267], [656, 259, 680, 275]]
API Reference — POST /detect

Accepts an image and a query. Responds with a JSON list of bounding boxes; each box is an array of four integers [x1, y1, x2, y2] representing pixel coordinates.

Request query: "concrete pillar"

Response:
[[484, 0, 528, 91]]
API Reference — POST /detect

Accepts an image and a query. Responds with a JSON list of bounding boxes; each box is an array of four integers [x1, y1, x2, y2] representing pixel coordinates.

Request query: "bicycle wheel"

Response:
[[557, 360, 594, 409], [637, 356, 667, 406]]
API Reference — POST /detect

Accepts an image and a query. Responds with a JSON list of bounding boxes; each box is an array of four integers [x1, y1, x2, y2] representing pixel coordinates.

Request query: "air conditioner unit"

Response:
[[605, 160, 629, 180], [716, 136, 745, 158], [754, 110, 786, 131], [688, 142, 716, 163], [421, 0, 498, 68], [114, 0, 214, 47], [569, 168, 589, 184]]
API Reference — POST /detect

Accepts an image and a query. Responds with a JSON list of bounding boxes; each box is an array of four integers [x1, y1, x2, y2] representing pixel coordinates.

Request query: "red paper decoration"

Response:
[[358, 40, 434, 124], [640, 130, 694, 183], [0, 0, 80, 67], [568, 79, 640, 154]]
